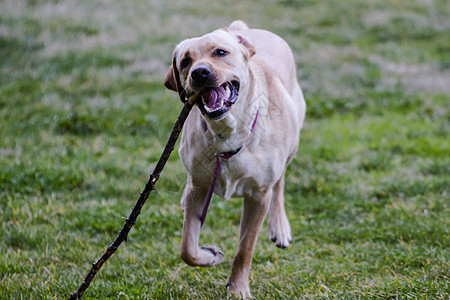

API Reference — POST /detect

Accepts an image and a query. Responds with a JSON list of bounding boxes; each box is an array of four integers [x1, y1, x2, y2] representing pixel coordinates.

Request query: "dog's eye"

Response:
[[213, 49, 229, 57], [180, 57, 191, 69]]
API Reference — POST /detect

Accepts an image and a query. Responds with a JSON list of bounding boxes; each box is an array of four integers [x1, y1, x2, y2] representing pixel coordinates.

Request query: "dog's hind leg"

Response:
[[227, 190, 271, 299], [179, 178, 225, 267], [268, 172, 292, 248]]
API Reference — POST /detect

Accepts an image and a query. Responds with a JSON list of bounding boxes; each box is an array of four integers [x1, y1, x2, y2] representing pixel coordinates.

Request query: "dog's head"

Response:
[[165, 28, 255, 120]]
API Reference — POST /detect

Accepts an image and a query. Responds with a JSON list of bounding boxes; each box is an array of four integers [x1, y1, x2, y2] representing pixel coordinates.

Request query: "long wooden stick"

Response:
[[69, 95, 196, 300]]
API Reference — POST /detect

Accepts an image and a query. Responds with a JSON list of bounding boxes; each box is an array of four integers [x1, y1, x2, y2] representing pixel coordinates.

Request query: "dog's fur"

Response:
[[164, 20, 306, 298]]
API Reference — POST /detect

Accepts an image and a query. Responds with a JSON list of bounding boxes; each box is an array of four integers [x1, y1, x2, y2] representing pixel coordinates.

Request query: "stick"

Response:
[[69, 94, 198, 300]]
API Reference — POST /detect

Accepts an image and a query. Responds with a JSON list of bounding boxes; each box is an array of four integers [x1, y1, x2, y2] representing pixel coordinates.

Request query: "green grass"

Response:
[[1, 0, 449, 299]]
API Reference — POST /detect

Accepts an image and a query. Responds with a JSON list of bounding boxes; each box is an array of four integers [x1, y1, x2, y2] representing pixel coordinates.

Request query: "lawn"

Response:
[[1, 0, 449, 299]]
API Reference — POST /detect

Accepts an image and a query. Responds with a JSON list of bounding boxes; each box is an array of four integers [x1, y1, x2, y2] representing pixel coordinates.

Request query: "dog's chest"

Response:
[[213, 151, 275, 200], [215, 160, 245, 200]]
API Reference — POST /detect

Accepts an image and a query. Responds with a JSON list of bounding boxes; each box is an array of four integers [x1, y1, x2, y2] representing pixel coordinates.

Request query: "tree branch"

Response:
[[69, 97, 196, 300]]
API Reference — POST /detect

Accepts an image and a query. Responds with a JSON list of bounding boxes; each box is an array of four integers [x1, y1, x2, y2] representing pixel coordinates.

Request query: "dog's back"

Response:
[[229, 21, 300, 101], [230, 21, 306, 162]]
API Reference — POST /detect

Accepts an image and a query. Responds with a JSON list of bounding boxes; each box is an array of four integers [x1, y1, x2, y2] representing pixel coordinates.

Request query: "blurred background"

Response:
[[1, 0, 449, 299]]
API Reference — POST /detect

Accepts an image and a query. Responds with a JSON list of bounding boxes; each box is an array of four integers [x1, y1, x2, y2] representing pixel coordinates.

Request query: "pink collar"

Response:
[[250, 109, 259, 132]]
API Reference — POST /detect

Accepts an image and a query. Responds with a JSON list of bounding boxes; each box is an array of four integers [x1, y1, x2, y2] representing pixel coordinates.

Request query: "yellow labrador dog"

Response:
[[164, 20, 306, 298]]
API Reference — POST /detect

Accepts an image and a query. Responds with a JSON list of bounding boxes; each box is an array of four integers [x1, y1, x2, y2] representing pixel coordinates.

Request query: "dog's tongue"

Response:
[[203, 86, 226, 110]]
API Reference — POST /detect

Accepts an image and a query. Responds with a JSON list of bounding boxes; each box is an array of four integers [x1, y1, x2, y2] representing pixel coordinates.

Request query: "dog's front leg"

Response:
[[180, 181, 225, 267], [227, 190, 272, 298]]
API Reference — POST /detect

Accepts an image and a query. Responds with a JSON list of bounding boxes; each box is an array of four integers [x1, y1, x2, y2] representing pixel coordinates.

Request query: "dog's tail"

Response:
[[229, 20, 249, 30]]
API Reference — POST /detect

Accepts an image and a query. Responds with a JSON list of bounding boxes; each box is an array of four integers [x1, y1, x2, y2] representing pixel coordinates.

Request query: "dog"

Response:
[[164, 20, 306, 298]]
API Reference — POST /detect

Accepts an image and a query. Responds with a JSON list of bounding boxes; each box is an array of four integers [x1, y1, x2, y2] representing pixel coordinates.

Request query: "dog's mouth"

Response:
[[196, 81, 239, 120]]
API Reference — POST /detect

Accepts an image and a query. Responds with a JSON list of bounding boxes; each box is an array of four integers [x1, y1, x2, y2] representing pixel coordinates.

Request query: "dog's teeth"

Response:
[[226, 86, 231, 98]]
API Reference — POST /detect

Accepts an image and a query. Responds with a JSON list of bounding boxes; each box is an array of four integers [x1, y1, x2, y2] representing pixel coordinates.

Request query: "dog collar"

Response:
[[200, 109, 259, 227]]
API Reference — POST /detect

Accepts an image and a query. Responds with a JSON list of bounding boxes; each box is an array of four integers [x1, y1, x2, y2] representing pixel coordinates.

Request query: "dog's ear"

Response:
[[164, 64, 178, 92], [236, 35, 256, 59], [164, 47, 180, 92]]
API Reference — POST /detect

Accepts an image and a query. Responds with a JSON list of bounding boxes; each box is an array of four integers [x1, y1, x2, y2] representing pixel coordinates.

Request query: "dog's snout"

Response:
[[191, 65, 214, 86]]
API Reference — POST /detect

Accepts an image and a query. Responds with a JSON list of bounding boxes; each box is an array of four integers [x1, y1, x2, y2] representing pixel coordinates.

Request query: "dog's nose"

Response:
[[191, 65, 214, 86]]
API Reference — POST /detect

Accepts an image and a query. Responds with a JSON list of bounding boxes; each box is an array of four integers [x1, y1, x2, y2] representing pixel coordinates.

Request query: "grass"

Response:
[[1, 0, 449, 299]]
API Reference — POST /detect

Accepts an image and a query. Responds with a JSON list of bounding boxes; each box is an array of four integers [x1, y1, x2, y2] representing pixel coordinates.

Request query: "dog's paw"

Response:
[[199, 245, 225, 266], [226, 280, 252, 299], [269, 216, 292, 249], [181, 245, 225, 267]]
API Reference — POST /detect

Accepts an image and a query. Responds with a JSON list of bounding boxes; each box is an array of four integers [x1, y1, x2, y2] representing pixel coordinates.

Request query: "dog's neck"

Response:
[[201, 109, 258, 154]]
